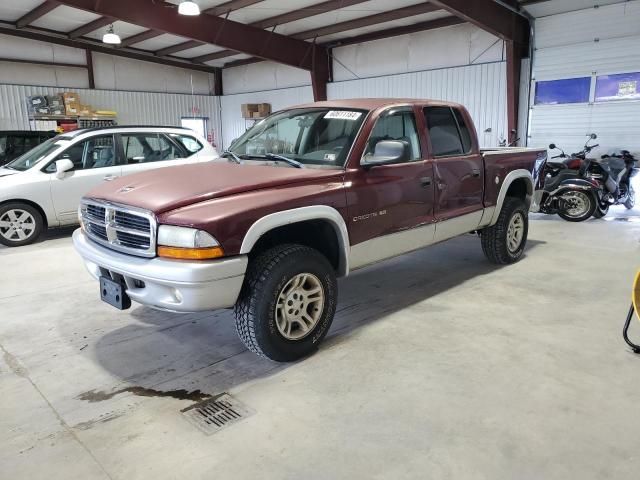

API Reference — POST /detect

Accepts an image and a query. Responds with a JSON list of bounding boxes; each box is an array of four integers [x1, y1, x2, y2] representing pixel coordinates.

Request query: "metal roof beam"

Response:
[[68, 15, 115, 39], [54, 0, 325, 71], [16, 1, 60, 28], [155, 40, 204, 57]]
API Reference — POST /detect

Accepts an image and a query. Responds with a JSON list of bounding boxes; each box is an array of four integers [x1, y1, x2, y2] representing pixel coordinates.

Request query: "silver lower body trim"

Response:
[[73, 229, 247, 312]]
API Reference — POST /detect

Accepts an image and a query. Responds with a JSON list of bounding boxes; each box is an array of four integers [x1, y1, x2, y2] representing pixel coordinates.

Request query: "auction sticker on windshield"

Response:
[[324, 111, 362, 120]]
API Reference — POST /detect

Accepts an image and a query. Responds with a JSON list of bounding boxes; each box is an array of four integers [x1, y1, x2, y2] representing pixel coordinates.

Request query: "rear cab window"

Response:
[[169, 134, 204, 155]]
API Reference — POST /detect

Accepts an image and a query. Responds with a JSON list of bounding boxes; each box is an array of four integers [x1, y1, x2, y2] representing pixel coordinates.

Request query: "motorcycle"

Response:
[[534, 134, 601, 222], [584, 150, 638, 217]]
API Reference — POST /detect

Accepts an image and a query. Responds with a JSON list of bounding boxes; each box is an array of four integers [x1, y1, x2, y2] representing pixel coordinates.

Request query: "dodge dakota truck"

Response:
[[73, 99, 547, 361]]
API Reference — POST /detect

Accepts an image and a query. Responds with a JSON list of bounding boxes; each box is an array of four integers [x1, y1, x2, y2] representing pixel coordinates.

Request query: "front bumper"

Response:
[[73, 229, 247, 312]]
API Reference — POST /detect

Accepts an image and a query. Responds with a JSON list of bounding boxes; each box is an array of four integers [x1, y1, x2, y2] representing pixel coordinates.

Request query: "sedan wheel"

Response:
[[0, 204, 44, 247]]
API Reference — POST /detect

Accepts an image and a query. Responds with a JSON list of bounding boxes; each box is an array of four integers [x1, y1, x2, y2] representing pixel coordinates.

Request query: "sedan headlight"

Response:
[[157, 225, 224, 260]]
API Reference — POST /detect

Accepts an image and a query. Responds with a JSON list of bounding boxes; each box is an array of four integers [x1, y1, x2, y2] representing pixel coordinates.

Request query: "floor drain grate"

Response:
[[181, 394, 253, 435]]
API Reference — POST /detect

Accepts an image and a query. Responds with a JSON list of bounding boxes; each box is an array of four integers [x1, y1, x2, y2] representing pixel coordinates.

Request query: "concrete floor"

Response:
[[1, 208, 640, 480]]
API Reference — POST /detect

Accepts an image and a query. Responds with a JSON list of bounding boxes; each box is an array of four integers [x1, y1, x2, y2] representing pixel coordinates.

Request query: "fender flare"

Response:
[[489, 169, 534, 226], [239, 205, 351, 277]]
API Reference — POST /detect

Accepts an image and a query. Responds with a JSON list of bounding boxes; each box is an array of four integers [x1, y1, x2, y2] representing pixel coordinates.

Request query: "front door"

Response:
[[346, 107, 435, 269], [49, 134, 122, 223]]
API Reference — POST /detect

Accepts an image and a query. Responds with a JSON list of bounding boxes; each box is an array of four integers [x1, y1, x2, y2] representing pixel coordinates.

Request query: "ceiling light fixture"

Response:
[[178, 1, 201, 16], [102, 24, 121, 44]]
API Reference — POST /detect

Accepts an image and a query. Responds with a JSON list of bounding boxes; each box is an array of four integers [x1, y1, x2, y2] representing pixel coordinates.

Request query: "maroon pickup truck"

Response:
[[74, 99, 546, 361]]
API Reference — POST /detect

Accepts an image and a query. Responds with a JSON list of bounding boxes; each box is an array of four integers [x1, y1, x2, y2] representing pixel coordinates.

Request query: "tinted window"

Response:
[[54, 135, 116, 171], [453, 109, 472, 153], [170, 134, 203, 154], [23, 135, 41, 154], [425, 107, 464, 157], [9, 135, 25, 158], [122, 133, 183, 164], [364, 109, 421, 162]]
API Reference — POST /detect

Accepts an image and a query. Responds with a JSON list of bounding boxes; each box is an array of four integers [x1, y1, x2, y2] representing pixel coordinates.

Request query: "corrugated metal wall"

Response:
[[219, 86, 313, 149], [528, 1, 640, 153], [0, 84, 222, 147], [328, 62, 508, 148]]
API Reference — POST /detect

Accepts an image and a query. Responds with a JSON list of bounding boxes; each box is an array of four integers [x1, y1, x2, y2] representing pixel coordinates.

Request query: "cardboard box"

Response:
[[47, 106, 66, 116], [32, 106, 49, 115], [257, 103, 271, 117], [62, 92, 79, 106], [78, 104, 92, 116], [46, 95, 64, 108], [241, 103, 258, 118], [251, 111, 262, 118], [65, 102, 80, 115]]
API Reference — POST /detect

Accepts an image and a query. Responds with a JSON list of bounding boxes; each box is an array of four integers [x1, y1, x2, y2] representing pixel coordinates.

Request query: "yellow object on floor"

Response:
[[633, 270, 640, 321]]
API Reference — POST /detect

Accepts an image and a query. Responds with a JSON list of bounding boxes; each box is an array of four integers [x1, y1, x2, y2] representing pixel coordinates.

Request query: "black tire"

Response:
[[593, 204, 609, 218], [624, 186, 635, 210], [557, 190, 596, 222], [234, 244, 338, 362], [0, 202, 44, 247], [481, 197, 528, 265]]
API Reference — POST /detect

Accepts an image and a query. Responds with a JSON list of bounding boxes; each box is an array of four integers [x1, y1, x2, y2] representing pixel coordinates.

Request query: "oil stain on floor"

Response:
[[77, 386, 211, 403]]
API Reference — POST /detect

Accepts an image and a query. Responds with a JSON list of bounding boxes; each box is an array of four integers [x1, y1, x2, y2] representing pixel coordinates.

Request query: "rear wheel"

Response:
[[234, 244, 338, 362], [557, 190, 596, 222], [481, 197, 528, 265], [0, 203, 44, 247]]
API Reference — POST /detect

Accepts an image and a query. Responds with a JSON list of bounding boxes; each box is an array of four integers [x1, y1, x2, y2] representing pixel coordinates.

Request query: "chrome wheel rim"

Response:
[[0, 209, 36, 242], [506, 212, 525, 253], [561, 191, 591, 218], [275, 273, 324, 340]]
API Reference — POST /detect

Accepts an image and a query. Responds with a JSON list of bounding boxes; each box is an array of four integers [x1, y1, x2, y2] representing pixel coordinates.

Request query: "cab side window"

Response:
[[364, 109, 421, 162], [424, 106, 472, 157]]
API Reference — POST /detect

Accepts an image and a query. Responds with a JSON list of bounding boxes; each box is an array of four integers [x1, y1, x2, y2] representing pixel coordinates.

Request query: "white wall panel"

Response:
[[528, 0, 640, 153], [0, 84, 222, 148], [0, 34, 86, 65], [222, 63, 311, 95], [219, 86, 313, 149], [0, 61, 89, 88], [328, 62, 508, 148]]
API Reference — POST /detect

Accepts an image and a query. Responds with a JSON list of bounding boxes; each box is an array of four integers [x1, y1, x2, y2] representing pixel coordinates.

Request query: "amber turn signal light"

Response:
[[157, 246, 224, 260]]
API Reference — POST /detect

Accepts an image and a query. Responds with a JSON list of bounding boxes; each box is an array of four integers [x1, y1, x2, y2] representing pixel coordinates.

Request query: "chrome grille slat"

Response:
[[80, 199, 157, 258]]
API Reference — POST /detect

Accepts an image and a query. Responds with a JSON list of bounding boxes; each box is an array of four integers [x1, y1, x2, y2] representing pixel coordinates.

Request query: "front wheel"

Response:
[[593, 203, 609, 219], [481, 197, 529, 265], [0, 202, 44, 247], [234, 244, 338, 362], [557, 190, 596, 222], [624, 186, 635, 210]]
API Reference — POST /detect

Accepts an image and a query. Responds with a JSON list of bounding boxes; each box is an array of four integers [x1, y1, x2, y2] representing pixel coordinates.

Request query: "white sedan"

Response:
[[0, 126, 219, 247]]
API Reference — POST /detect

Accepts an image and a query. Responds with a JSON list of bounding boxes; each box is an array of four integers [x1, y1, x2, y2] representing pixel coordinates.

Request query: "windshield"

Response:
[[6, 138, 63, 171], [229, 108, 367, 168]]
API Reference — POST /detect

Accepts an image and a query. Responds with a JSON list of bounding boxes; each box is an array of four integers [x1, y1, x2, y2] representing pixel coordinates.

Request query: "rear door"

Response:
[[49, 134, 122, 223], [424, 106, 484, 220], [119, 133, 198, 177]]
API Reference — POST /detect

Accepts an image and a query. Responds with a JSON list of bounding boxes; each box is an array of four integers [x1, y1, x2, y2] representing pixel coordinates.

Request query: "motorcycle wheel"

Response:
[[624, 186, 635, 210], [593, 204, 609, 219], [557, 190, 596, 222]]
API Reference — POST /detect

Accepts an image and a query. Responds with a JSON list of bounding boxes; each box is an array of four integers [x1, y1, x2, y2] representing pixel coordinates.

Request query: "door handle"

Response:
[[471, 169, 481, 178], [103, 175, 117, 181], [420, 176, 432, 187]]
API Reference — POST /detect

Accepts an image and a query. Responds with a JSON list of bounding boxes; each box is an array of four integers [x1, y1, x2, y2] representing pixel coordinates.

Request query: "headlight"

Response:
[[157, 225, 224, 260]]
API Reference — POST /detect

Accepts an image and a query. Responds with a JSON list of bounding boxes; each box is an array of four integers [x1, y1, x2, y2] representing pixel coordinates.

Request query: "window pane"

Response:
[[595, 72, 640, 102], [171, 134, 203, 154], [122, 133, 182, 164], [56, 135, 115, 170], [23, 135, 40, 153], [364, 110, 421, 161], [425, 107, 464, 157], [534, 77, 591, 105], [453, 109, 472, 153]]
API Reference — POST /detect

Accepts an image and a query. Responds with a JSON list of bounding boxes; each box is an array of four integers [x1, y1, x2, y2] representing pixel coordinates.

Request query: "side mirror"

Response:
[[590, 133, 597, 139], [55, 158, 74, 179], [549, 143, 556, 149], [363, 141, 408, 169]]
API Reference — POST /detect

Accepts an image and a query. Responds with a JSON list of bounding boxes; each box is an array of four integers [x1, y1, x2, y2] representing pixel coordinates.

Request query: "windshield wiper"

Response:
[[263, 153, 304, 169], [221, 150, 242, 164]]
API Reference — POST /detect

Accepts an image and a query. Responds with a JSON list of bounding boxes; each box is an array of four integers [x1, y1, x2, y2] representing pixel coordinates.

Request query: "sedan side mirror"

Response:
[[363, 140, 408, 169], [590, 133, 597, 139], [55, 158, 74, 179], [549, 143, 556, 149]]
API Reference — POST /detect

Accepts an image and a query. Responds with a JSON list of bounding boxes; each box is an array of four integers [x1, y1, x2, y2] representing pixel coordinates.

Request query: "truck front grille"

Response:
[[80, 199, 157, 257]]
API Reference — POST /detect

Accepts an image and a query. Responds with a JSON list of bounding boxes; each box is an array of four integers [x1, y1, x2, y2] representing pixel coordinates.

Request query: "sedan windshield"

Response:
[[6, 138, 63, 171], [229, 108, 368, 168]]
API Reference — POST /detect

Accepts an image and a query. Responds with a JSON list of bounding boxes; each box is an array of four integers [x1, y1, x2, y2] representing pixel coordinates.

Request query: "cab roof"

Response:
[[293, 98, 466, 111]]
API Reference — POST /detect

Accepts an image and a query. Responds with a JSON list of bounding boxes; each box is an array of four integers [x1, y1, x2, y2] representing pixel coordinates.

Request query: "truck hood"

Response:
[[87, 162, 344, 214]]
